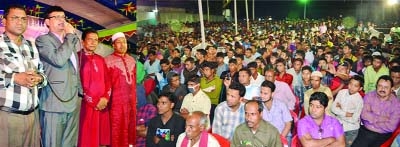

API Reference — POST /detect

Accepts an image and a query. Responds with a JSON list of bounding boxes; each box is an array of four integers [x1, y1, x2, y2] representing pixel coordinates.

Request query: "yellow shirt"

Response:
[[304, 86, 333, 116]]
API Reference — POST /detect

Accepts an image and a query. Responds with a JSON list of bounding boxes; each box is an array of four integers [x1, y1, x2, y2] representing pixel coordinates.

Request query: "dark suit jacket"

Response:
[[36, 32, 82, 112]]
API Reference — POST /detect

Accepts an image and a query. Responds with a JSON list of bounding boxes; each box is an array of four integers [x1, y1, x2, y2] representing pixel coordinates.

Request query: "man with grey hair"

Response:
[[176, 111, 220, 147]]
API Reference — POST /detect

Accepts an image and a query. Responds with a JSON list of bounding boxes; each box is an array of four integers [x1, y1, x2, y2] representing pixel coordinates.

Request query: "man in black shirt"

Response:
[[146, 93, 186, 146]]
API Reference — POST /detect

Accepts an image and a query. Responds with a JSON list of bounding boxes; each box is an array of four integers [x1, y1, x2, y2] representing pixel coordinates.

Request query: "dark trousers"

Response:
[[351, 125, 392, 147]]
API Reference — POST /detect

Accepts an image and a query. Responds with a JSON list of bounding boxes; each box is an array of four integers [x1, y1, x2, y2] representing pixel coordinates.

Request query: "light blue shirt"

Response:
[[262, 99, 293, 133], [144, 59, 160, 75]]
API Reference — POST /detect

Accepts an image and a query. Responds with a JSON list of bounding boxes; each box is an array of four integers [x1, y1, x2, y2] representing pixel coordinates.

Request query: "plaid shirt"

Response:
[[0, 33, 46, 111], [136, 104, 157, 147], [212, 101, 245, 140]]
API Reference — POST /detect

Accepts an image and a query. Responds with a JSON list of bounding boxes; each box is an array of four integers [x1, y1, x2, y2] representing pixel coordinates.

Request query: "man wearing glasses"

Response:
[[297, 92, 345, 147], [35, 6, 81, 147], [0, 5, 47, 147]]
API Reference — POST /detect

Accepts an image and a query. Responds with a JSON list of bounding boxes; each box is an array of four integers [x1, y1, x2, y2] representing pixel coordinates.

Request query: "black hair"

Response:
[[216, 52, 224, 58], [160, 58, 170, 65], [148, 50, 156, 56], [201, 61, 218, 69], [171, 57, 181, 65], [167, 72, 180, 84], [81, 29, 98, 41], [245, 100, 263, 113], [309, 92, 329, 108], [293, 58, 304, 65], [391, 66, 400, 73], [351, 75, 364, 87], [247, 62, 258, 69], [4, 4, 25, 18], [276, 58, 286, 65], [185, 57, 196, 63], [373, 55, 386, 63], [377, 75, 394, 88], [239, 68, 252, 76], [187, 75, 201, 84], [44, 6, 65, 19], [159, 92, 176, 103], [197, 49, 207, 56], [228, 58, 238, 64], [236, 54, 244, 60], [229, 82, 246, 97], [261, 80, 276, 92]]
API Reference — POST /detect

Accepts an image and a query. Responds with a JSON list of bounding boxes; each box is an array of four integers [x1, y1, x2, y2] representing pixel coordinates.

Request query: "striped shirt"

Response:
[[0, 33, 46, 111], [212, 101, 245, 140]]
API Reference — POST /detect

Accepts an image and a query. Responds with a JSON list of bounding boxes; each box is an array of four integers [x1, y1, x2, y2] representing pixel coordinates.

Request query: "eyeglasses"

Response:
[[48, 15, 66, 20], [7, 16, 28, 22]]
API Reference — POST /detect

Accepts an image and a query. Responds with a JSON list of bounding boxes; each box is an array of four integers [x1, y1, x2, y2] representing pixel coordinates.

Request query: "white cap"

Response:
[[311, 71, 323, 78], [372, 51, 381, 56], [111, 32, 125, 42]]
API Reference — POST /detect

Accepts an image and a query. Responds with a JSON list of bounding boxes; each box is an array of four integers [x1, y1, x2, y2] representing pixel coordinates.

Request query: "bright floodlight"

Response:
[[299, 0, 309, 4], [387, 0, 399, 6]]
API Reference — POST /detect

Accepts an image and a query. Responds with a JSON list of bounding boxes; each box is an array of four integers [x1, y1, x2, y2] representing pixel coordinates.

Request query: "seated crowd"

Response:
[[135, 18, 400, 147]]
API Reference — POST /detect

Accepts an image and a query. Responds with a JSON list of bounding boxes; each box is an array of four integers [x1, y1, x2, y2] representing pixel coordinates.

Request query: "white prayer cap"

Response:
[[111, 32, 125, 42]]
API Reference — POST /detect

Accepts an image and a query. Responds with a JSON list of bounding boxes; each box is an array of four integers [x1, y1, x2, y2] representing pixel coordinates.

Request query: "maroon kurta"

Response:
[[105, 53, 137, 147], [77, 51, 111, 147]]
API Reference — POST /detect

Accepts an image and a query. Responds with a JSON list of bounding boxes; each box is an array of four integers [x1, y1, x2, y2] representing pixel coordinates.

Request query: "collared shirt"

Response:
[[250, 72, 265, 87], [276, 72, 293, 86], [200, 76, 223, 105], [181, 90, 211, 114], [144, 59, 160, 76], [273, 81, 296, 110], [262, 99, 293, 133], [244, 84, 260, 100], [298, 115, 344, 140], [0, 33, 46, 111], [361, 91, 400, 134], [287, 68, 302, 89], [232, 120, 282, 147], [212, 101, 245, 140], [137, 104, 157, 147], [363, 65, 389, 93], [304, 86, 333, 116], [331, 89, 364, 132]]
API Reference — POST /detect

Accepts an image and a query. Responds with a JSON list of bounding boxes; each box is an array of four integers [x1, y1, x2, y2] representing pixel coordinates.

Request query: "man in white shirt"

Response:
[[331, 76, 364, 146], [238, 68, 260, 101], [176, 111, 220, 147], [247, 62, 265, 87]]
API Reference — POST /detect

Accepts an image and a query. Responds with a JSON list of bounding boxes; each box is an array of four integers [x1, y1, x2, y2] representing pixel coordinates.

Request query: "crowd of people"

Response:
[[134, 11, 400, 147], [1, 5, 137, 147], [2, 2, 400, 147]]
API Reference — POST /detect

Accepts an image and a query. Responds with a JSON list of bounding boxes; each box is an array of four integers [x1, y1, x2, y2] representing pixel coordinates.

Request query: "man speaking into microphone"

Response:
[[35, 6, 82, 147]]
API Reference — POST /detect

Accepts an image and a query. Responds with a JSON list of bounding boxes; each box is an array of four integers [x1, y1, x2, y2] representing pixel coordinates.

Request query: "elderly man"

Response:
[[304, 71, 334, 116], [232, 100, 282, 147], [352, 75, 400, 147], [0, 5, 47, 147], [176, 111, 220, 147], [297, 92, 345, 147], [36, 6, 81, 147], [77, 29, 111, 147], [105, 32, 137, 146]]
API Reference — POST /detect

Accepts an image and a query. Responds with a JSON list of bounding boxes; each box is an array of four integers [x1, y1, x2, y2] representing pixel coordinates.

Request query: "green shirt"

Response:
[[232, 120, 282, 147], [136, 60, 145, 84], [363, 65, 389, 93], [200, 76, 222, 105]]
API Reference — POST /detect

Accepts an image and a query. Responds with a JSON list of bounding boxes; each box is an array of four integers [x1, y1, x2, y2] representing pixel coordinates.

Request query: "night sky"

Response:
[[138, 0, 399, 21]]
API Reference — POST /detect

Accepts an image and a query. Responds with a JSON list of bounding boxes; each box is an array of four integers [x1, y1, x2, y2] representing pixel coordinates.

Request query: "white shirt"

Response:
[[176, 132, 220, 147], [331, 89, 364, 132], [244, 84, 261, 100], [250, 73, 265, 87]]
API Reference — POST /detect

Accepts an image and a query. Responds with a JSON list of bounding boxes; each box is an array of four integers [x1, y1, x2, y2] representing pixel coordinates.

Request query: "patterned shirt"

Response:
[[0, 33, 46, 111], [212, 101, 245, 140], [136, 104, 157, 147]]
